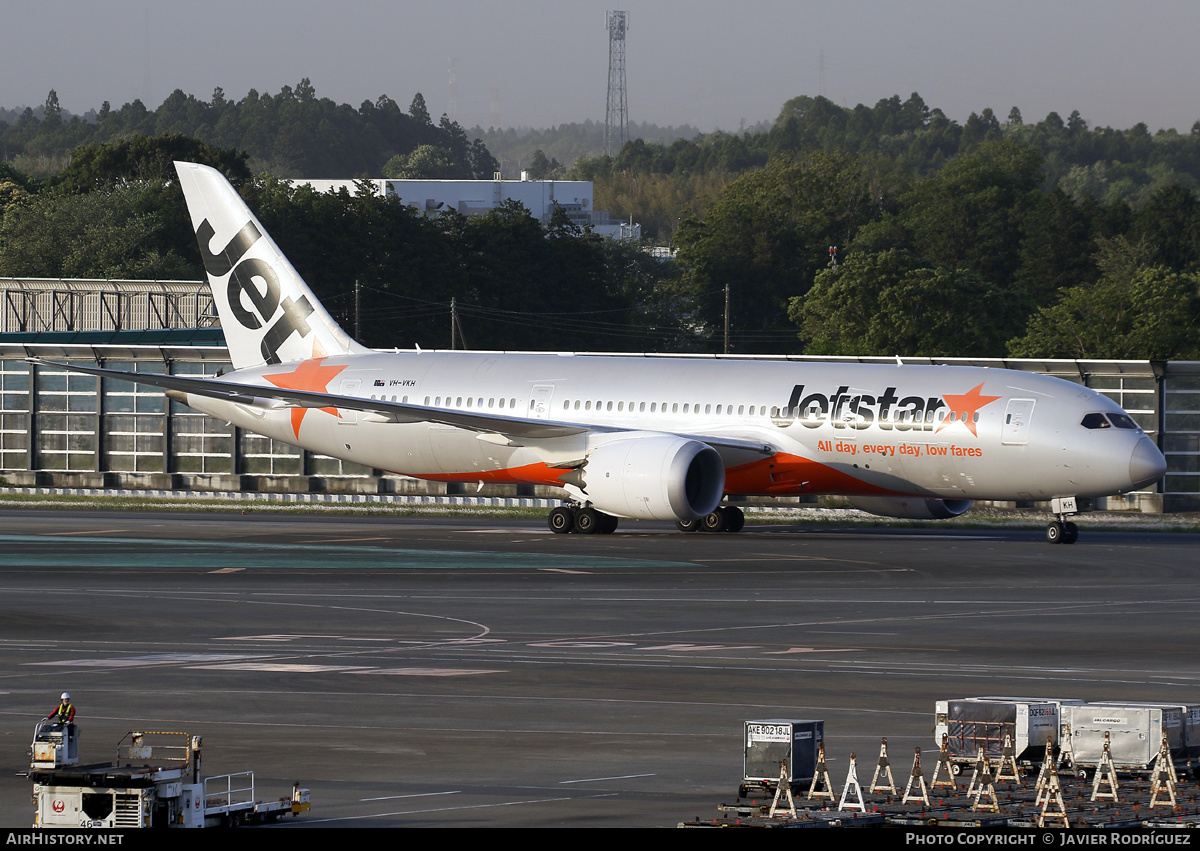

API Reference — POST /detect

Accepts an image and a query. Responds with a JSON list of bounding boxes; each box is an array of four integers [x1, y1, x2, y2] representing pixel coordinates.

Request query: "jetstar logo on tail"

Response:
[[776, 383, 1001, 437], [196, 219, 314, 365]]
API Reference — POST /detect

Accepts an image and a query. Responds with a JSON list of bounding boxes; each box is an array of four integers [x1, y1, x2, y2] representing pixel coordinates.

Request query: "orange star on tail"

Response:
[[936, 383, 1001, 437], [264, 356, 349, 438]]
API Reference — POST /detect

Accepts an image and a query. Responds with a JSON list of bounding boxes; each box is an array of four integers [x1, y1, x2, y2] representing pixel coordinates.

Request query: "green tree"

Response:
[[409, 93, 431, 125], [793, 249, 1022, 357], [1009, 237, 1200, 358], [42, 90, 63, 127], [0, 183, 195, 279], [674, 152, 880, 352], [382, 145, 460, 179], [897, 139, 1044, 288], [54, 134, 250, 193]]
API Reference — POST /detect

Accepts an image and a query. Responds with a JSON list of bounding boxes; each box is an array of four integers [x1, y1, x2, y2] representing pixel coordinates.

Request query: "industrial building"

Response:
[[291, 176, 641, 240], [0, 276, 1196, 511]]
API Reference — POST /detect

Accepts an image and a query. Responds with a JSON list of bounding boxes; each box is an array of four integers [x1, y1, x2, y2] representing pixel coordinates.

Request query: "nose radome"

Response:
[[1129, 438, 1167, 489]]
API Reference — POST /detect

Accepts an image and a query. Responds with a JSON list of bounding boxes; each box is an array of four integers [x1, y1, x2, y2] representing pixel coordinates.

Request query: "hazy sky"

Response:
[[6, 0, 1200, 134]]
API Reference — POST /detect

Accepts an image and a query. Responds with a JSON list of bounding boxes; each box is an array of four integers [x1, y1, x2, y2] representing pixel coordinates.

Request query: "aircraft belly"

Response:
[[429, 426, 497, 475]]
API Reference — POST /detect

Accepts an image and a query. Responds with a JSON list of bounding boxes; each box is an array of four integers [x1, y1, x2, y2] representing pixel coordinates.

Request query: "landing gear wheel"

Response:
[[1062, 521, 1078, 544], [1046, 521, 1064, 544], [574, 507, 599, 534], [548, 506, 575, 534], [596, 512, 619, 534], [721, 505, 745, 533], [701, 509, 727, 533], [676, 518, 700, 533]]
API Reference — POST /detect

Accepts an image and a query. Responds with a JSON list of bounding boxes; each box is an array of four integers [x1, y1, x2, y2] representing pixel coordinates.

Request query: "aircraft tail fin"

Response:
[[174, 161, 369, 369]]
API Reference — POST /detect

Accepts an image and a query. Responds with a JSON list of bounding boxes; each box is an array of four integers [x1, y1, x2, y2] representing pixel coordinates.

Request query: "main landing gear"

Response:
[[547, 504, 619, 534], [676, 504, 745, 534], [1046, 496, 1079, 545]]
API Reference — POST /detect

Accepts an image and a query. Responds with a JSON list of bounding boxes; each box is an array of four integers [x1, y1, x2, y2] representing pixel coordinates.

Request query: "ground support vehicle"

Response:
[[29, 729, 310, 828]]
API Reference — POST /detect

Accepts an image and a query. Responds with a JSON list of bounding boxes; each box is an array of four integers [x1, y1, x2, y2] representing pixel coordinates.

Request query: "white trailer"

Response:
[[934, 697, 1067, 769], [1062, 703, 1190, 774]]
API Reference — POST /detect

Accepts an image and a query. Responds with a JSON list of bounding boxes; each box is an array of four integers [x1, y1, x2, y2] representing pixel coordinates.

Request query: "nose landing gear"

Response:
[[1046, 496, 1079, 545]]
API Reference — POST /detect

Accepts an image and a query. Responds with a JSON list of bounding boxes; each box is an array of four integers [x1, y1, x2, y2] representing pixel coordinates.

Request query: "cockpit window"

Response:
[[1081, 412, 1141, 431]]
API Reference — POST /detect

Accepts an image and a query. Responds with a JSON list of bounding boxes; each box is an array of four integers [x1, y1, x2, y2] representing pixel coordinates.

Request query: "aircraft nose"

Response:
[[1129, 438, 1167, 489]]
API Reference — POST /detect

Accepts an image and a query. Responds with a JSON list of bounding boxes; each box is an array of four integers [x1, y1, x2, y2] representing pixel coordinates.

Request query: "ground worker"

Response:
[[47, 693, 74, 725]]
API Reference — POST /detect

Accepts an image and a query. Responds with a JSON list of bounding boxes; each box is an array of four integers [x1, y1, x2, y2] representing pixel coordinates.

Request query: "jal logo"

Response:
[[196, 218, 315, 365], [52, 799, 65, 813]]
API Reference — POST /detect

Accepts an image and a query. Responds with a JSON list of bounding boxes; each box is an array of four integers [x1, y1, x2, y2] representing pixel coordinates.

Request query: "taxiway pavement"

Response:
[[0, 510, 1195, 827]]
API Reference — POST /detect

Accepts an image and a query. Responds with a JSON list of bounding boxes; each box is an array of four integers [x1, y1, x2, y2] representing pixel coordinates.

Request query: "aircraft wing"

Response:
[[27, 359, 774, 457]]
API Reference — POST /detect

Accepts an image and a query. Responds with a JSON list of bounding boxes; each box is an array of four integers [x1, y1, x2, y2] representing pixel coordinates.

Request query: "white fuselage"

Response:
[[185, 351, 1159, 503]]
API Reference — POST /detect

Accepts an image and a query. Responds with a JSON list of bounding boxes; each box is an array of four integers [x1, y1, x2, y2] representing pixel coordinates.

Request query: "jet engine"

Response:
[[570, 433, 725, 522], [847, 496, 973, 520]]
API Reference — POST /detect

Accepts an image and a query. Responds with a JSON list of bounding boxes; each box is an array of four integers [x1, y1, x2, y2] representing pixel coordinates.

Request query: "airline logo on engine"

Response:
[[774, 383, 1001, 437], [196, 218, 315, 365]]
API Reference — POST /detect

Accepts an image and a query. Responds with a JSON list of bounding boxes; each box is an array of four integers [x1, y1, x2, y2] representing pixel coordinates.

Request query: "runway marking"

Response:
[[210, 567, 244, 573], [560, 773, 655, 784], [43, 529, 129, 536], [362, 791, 461, 802], [29, 653, 260, 667], [539, 568, 592, 574], [764, 647, 861, 655], [218, 634, 330, 641], [0, 534, 691, 571], [190, 662, 376, 673], [693, 556, 885, 563], [309, 793, 613, 823], [461, 529, 551, 534], [350, 668, 506, 677], [214, 634, 506, 645], [641, 643, 760, 652], [305, 537, 393, 544], [529, 641, 637, 648]]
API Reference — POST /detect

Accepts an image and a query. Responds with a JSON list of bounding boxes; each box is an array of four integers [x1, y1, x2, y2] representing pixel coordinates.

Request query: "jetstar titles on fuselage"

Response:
[[777, 382, 1002, 435]]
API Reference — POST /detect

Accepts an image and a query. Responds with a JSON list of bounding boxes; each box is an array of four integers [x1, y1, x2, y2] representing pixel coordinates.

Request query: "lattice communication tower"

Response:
[[604, 11, 629, 156]]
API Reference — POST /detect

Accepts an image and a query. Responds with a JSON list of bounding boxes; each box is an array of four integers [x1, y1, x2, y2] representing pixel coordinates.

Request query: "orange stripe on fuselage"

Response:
[[397, 461, 571, 488], [723, 452, 906, 497], [393, 452, 905, 498]]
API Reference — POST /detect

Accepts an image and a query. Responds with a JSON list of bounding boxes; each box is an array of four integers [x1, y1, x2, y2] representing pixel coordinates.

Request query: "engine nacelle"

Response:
[[847, 496, 974, 520], [574, 433, 725, 521]]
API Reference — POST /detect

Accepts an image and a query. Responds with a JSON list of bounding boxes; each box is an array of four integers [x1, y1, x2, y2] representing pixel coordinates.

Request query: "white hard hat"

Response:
[[60, 692, 70, 700]]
